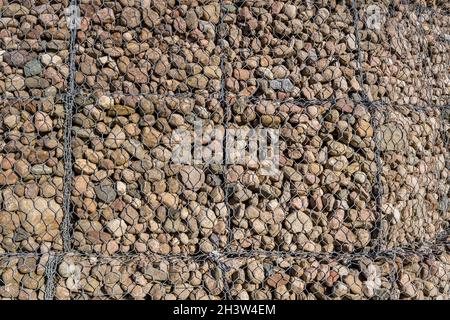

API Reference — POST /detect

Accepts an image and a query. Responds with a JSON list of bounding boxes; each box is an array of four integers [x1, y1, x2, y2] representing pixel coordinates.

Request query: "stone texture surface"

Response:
[[0, 98, 65, 253], [0, 254, 49, 300], [442, 109, 450, 221], [0, 1, 70, 98], [54, 253, 224, 300], [74, 0, 221, 96], [221, 1, 361, 101], [375, 105, 449, 249], [71, 94, 228, 255], [358, 1, 432, 106], [425, 7, 450, 106], [0, 0, 449, 301], [227, 98, 378, 253], [222, 250, 450, 300]]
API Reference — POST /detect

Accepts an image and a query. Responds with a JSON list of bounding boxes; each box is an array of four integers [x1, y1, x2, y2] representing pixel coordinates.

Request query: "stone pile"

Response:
[[376, 105, 449, 249], [75, 0, 221, 96], [0, 98, 65, 254], [53, 253, 224, 300], [223, 250, 450, 300], [426, 8, 450, 106], [4, 249, 442, 300], [221, 0, 361, 101], [71, 94, 228, 255], [226, 97, 379, 253], [0, 1, 70, 98], [0, 0, 448, 301], [0, 254, 49, 300], [358, 1, 431, 105]]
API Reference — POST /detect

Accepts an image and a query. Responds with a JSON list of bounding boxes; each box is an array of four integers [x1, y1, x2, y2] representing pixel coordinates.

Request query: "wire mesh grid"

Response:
[[0, 97, 66, 254], [0, 0, 449, 300], [0, 0, 71, 98]]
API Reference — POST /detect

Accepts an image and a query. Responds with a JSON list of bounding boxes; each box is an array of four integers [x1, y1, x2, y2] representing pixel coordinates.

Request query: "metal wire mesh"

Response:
[[221, 0, 361, 101], [74, 0, 222, 97], [0, 0, 71, 98], [0, 97, 65, 254], [0, 0, 449, 300], [374, 104, 448, 250], [225, 98, 379, 254], [52, 253, 226, 300], [221, 248, 450, 300], [0, 253, 49, 300], [358, 0, 433, 106], [70, 93, 228, 255]]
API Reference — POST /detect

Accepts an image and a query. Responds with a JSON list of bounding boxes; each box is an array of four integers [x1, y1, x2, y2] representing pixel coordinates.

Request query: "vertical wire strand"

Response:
[[61, 0, 78, 253]]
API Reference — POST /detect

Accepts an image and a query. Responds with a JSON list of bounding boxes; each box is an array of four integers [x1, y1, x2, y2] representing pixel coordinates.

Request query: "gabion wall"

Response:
[[0, 0, 449, 300]]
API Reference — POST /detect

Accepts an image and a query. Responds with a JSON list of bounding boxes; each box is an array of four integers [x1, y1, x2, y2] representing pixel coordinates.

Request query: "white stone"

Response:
[[106, 219, 127, 237], [116, 181, 127, 195], [98, 95, 114, 109]]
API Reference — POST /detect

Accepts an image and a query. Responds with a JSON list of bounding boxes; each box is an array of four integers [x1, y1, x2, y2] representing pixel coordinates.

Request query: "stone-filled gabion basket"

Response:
[[0, 0, 449, 300]]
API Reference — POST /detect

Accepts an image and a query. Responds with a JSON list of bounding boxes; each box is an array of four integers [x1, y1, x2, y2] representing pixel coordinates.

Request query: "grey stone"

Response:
[[95, 181, 117, 203], [270, 79, 294, 92], [24, 60, 43, 77]]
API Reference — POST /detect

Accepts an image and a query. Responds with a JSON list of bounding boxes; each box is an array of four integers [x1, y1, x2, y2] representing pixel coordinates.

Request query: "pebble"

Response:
[[3, 115, 19, 129], [95, 181, 117, 204], [116, 181, 127, 195], [179, 166, 205, 191], [98, 96, 114, 109], [24, 60, 43, 77], [4, 50, 36, 68], [34, 111, 53, 133], [104, 126, 126, 149], [5, 75, 25, 91], [106, 219, 127, 237]]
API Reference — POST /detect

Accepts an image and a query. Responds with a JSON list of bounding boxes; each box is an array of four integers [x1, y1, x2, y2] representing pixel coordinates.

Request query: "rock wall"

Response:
[[0, 0, 449, 300]]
